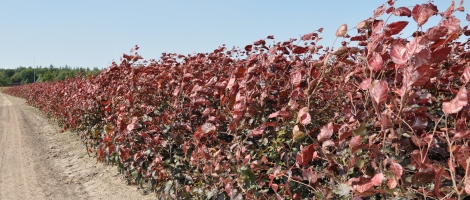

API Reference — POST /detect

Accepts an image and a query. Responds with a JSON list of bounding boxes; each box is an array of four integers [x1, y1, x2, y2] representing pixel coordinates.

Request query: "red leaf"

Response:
[[390, 160, 403, 179], [393, 7, 412, 17], [384, 21, 409, 36], [371, 173, 384, 186], [267, 35, 274, 39], [301, 32, 318, 41], [457, 5, 464, 12], [371, 80, 389, 104], [254, 39, 266, 46], [387, 178, 397, 189], [296, 144, 316, 167], [349, 135, 362, 153], [406, 36, 426, 55], [390, 43, 408, 64], [291, 71, 302, 87], [292, 46, 308, 54], [426, 26, 448, 41], [441, 1, 455, 18], [430, 47, 451, 63], [248, 125, 266, 138], [466, 175, 470, 194], [318, 122, 333, 143], [201, 123, 216, 134], [415, 48, 431, 66], [268, 111, 280, 118], [412, 168, 436, 186], [435, 167, 444, 198], [412, 4, 435, 26], [369, 53, 383, 72], [297, 107, 311, 125], [245, 45, 253, 52], [462, 67, 470, 83], [411, 64, 434, 86], [467, 14, 470, 21], [359, 78, 372, 90], [374, 4, 386, 18], [350, 35, 367, 41], [443, 86, 468, 114], [440, 16, 461, 35]]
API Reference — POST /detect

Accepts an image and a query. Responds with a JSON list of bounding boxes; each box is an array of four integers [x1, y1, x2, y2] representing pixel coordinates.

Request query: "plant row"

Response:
[[5, 1, 470, 199]]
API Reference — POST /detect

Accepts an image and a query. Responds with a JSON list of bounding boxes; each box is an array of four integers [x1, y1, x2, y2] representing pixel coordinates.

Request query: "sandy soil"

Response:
[[0, 92, 155, 200]]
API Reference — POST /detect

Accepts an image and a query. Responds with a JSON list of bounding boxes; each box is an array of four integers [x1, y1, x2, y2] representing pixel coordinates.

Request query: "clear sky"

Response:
[[0, 0, 465, 69]]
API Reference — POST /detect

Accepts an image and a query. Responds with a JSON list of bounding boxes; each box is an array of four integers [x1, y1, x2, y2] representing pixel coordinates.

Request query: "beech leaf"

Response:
[[384, 21, 409, 36], [390, 160, 403, 179], [462, 67, 470, 83], [390, 43, 408, 65], [374, 4, 386, 18], [443, 86, 468, 114], [466, 176, 470, 194], [393, 7, 412, 17], [387, 178, 398, 189], [318, 122, 334, 143], [297, 107, 311, 125], [371, 80, 389, 105], [336, 24, 348, 37], [369, 53, 383, 72], [371, 173, 384, 186]]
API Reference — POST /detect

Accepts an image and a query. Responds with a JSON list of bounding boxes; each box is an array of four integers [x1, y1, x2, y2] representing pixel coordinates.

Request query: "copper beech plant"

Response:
[[5, 0, 470, 199]]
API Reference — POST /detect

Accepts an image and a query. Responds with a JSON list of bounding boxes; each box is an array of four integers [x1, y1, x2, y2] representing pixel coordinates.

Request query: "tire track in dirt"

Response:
[[0, 93, 154, 200]]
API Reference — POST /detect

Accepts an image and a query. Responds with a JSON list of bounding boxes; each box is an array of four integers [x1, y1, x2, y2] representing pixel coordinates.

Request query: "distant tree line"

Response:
[[0, 65, 102, 86]]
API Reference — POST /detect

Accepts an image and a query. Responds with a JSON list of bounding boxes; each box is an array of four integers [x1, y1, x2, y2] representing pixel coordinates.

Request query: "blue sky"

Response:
[[0, 0, 465, 69]]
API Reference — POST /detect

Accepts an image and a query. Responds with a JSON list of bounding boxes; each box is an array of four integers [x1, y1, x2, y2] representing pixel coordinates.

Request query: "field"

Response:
[[2, 1, 470, 199]]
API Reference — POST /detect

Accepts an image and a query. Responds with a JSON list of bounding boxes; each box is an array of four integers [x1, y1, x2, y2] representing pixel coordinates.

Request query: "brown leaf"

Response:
[[318, 122, 334, 142], [371, 80, 389, 105], [412, 168, 436, 186], [336, 24, 348, 37], [293, 125, 306, 142], [442, 86, 468, 114], [356, 20, 369, 30], [332, 46, 348, 56]]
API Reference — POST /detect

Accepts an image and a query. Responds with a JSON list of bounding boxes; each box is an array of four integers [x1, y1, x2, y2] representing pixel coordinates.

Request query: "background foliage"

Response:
[[0, 65, 101, 85]]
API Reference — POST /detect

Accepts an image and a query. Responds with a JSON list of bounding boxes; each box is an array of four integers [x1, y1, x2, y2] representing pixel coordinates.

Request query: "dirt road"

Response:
[[0, 93, 155, 200]]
